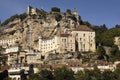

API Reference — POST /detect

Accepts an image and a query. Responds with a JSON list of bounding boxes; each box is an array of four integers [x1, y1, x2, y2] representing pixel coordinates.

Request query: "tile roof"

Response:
[[0, 65, 10, 72], [74, 25, 94, 32], [60, 34, 70, 37]]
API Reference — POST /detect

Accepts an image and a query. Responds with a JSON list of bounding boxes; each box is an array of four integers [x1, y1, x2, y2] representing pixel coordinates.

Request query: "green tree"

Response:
[[1, 13, 27, 26], [1, 14, 19, 26], [111, 45, 119, 56], [19, 13, 27, 21], [0, 70, 9, 80], [54, 67, 74, 80], [109, 45, 120, 62], [0, 56, 8, 65], [96, 46, 108, 60], [51, 7, 60, 12], [100, 27, 120, 46], [100, 24, 108, 32], [115, 24, 120, 28], [96, 46, 106, 55], [40, 69, 54, 80], [28, 73, 41, 80], [101, 70, 118, 80], [29, 69, 54, 80], [92, 24, 108, 46], [28, 64, 34, 76], [75, 71, 85, 80], [82, 69, 101, 80], [20, 69, 27, 80], [55, 13, 62, 22], [3, 77, 11, 80], [110, 50, 120, 62], [114, 68, 120, 80], [66, 9, 71, 14]]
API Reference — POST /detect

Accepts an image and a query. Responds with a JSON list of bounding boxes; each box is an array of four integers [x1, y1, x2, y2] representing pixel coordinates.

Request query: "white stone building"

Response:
[[6, 46, 19, 54], [38, 34, 76, 56], [39, 36, 60, 55], [0, 38, 18, 48], [71, 25, 96, 52], [8, 68, 21, 80], [114, 36, 120, 50]]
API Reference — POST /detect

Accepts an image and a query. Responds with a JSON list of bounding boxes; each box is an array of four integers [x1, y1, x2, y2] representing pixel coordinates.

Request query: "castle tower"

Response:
[[27, 6, 32, 15]]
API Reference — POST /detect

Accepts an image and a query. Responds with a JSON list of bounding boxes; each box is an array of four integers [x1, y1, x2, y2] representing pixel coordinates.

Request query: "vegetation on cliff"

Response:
[[1, 13, 27, 26]]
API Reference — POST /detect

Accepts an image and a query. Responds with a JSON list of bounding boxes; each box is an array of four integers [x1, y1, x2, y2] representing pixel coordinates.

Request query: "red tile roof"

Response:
[[74, 25, 94, 32]]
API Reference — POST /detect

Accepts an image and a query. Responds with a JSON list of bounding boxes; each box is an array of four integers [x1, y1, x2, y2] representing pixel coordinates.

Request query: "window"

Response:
[[65, 49, 67, 51], [83, 34, 85, 37], [62, 39, 66, 42], [76, 33, 78, 36], [91, 44, 92, 47], [83, 44, 85, 48], [80, 38, 82, 41]]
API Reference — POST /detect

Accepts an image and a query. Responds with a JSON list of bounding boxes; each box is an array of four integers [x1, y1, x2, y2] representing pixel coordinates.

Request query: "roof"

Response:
[[74, 25, 94, 32], [0, 54, 7, 56], [0, 65, 10, 72], [60, 34, 70, 37], [7, 52, 18, 55]]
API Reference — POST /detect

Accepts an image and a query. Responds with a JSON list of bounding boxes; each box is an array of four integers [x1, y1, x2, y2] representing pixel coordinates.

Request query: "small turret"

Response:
[[27, 6, 32, 15]]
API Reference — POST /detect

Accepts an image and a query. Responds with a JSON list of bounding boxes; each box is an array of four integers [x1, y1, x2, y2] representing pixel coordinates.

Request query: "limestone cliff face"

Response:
[[0, 6, 81, 50]]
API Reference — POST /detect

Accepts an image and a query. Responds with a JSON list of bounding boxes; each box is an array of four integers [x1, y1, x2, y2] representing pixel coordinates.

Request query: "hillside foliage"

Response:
[[1, 13, 27, 26]]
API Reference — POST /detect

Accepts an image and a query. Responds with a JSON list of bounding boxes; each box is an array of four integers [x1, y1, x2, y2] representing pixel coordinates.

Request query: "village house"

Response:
[[114, 36, 120, 50], [71, 25, 96, 52]]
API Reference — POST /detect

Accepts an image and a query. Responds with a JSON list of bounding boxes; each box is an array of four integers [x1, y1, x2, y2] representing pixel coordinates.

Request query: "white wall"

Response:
[[72, 31, 96, 52]]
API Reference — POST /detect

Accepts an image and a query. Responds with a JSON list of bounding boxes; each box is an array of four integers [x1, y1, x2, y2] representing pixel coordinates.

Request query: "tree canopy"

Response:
[[51, 7, 61, 12], [1, 13, 27, 26], [54, 67, 75, 80]]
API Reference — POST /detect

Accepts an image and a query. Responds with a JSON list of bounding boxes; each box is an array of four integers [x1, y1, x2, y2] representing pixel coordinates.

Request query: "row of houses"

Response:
[[43, 60, 120, 73]]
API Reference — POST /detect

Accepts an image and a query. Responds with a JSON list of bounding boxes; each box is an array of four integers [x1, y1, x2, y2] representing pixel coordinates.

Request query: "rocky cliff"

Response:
[[0, 6, 81, 50]]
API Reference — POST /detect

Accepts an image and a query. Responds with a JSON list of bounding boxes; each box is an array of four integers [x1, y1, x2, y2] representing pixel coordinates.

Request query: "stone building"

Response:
[[114, 36, 120, 50], [38, 25, 96, 59], [38, 36, 60, 58], [0, 38, 18, 48], [71, 25, 96, 52], [59, 34, 75, 53]]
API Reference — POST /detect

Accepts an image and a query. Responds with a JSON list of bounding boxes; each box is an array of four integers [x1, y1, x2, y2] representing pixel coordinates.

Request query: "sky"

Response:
[[0, 0, 120, 28]]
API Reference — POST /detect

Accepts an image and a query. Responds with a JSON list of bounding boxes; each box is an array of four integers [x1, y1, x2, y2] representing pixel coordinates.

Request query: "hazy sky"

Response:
[[0, 0, 120, 28]]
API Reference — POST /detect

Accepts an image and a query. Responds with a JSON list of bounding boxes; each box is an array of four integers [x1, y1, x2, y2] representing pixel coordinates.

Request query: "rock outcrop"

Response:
[[0, 6, 81, 50]]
